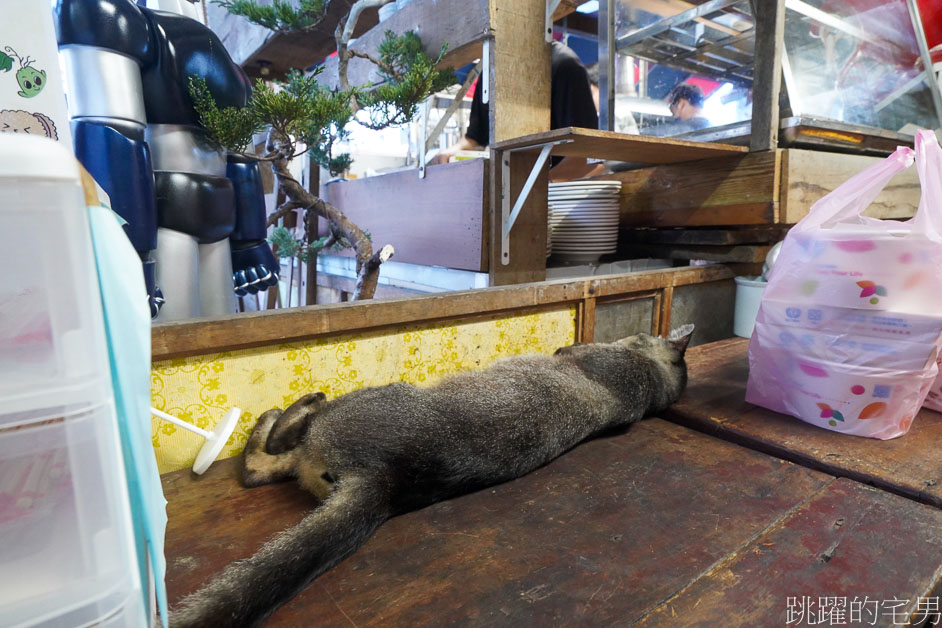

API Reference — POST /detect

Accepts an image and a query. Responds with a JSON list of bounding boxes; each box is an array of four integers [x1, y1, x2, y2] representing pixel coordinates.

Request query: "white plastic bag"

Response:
[[746, 130, 942, 439]]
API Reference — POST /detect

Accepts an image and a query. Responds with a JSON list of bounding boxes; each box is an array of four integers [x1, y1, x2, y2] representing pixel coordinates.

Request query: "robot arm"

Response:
[[54, 0, 164, 317], [227, 154, 280, 296]]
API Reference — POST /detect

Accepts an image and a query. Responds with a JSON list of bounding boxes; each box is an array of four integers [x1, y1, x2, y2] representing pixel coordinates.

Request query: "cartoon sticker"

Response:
[[0, 47, 46, 98], [0, 109, 58, 139]]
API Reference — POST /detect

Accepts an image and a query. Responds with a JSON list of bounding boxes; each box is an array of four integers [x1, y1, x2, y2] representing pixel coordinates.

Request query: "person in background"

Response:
[[646, 83, 711, 137], [436, 41, 599, 181]]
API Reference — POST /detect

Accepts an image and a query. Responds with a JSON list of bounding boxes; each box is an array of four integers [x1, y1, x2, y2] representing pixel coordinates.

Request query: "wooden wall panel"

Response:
[[780, 149, 921, 224], [614, 151, 779, 227], [321, 158, 488, 271]]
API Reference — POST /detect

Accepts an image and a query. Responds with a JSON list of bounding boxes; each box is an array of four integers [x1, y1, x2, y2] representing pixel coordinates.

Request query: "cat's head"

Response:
[[616, 324, 695, 366], [616, 324, 695, 409]]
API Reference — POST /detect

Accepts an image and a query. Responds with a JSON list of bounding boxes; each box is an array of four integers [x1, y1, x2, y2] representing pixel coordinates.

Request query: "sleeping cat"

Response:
[[171, 325, 695, 627]]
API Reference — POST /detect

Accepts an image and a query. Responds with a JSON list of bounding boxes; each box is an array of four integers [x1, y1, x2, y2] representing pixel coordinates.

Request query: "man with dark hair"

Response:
[[436, 41, 598, 180], [667, 84, 706, 122], [647, 82, 711, 137]]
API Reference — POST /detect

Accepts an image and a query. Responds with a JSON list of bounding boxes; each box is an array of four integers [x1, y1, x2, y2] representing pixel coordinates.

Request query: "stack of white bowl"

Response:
[[548, 180, 622, 263]]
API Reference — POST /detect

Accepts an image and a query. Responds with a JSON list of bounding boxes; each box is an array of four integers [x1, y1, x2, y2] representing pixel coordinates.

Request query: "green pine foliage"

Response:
[[189, 76, 265, 153], [189, 31, 454, 175], [212, 0, 329, 33], [359, 31, 455, 129]]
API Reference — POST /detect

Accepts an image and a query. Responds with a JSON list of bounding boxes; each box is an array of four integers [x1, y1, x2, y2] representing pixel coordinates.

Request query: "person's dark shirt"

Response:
[[464, 41, 598, 148]]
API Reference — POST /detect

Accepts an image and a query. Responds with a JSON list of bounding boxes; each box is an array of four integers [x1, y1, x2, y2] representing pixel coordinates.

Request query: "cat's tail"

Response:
[[170, 472, 392, 628]]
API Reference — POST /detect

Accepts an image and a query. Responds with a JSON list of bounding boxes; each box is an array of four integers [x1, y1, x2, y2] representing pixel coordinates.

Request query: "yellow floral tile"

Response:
[[151, 308, 576, 474]]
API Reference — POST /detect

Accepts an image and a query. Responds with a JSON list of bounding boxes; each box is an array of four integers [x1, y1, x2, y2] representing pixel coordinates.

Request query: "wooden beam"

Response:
[[487, 0, 552, 286], [613, 150, 779, 227], [552, 0, 596, 22], [320, 0, 490, 90], [206, 0, 379, 79], [779, 149, 920, 224], [490, 150, 548, 285], [657, 285, 674, 337], [580, 296, 597, 343], [749, 0, 785, 151], [152, 265, 735, 360]]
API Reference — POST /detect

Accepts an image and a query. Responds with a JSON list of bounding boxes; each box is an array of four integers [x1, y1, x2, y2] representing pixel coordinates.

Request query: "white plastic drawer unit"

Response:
[[0, 176, 111, 414], [0, 402, 141, 628]]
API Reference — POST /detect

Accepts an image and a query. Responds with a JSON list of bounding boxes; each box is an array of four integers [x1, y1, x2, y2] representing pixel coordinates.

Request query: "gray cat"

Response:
[[171, 325, 695, 627]]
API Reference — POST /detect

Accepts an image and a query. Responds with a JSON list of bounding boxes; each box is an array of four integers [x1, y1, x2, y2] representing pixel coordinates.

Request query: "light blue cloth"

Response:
[[87, 203, 168, 628]]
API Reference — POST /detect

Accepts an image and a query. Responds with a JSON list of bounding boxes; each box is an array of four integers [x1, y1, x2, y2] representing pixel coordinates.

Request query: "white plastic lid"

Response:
[[0, 133, 80, 182]]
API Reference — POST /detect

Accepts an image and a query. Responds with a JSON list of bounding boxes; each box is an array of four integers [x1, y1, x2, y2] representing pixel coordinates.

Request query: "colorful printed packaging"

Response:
[[746, 130, 942, 439]]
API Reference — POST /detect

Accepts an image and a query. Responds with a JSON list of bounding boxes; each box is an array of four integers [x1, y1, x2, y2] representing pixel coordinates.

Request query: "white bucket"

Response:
[[734, 276, 767, 338]]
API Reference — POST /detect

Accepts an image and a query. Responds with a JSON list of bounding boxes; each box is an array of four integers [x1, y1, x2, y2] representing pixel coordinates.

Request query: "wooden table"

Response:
[[667, 338, 942, 508], [163, 418, 942, 626]]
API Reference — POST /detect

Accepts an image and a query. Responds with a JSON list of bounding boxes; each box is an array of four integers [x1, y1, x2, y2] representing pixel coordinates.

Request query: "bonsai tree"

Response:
[[193, 0, 454, 300]]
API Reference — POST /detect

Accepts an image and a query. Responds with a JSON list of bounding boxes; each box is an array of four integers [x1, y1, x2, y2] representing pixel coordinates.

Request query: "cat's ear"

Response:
[[554, 342, 585, 356], [667, 324, 695, 355]]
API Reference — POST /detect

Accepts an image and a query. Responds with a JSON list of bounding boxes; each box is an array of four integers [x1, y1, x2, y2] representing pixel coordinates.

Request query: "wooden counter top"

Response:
[[162, 417, 942, 626], [666, 338, 942, 508]]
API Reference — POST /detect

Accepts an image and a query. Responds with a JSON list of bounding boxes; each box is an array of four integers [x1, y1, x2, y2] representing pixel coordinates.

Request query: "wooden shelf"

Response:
[[210, 0, 595, 80], [491, 126, 749, 164]]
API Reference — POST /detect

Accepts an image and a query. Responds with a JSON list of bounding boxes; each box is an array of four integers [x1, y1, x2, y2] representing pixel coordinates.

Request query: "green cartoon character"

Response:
[[0, 47, 46, 98]]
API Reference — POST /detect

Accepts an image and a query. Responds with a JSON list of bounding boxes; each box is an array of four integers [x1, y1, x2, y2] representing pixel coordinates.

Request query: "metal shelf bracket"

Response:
[[500, 139, 573, 265]]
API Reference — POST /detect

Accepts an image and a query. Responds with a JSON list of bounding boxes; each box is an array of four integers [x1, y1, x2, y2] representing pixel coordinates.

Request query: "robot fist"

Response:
[[231, 241, 280, 296]]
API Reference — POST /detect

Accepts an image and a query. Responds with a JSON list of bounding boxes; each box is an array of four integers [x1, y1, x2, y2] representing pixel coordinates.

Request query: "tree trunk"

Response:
[[267, 139, 393, 301]]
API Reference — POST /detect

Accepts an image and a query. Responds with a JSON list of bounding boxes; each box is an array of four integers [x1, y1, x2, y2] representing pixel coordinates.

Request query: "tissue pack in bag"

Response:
[[746, 131, 942, 439]]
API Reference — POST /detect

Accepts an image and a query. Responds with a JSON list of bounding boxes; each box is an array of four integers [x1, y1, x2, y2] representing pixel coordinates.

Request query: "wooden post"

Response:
[[488, 0, 552, 286], [749, 0, 785, 152], [658, 285, 674, 337]]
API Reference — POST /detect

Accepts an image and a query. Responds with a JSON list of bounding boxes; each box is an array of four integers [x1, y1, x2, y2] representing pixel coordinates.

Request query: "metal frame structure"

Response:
[[598, 0, 942, 151]]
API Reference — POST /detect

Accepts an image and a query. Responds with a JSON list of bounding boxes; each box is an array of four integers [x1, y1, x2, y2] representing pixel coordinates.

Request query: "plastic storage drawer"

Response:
[[0, 402, 143, 627]]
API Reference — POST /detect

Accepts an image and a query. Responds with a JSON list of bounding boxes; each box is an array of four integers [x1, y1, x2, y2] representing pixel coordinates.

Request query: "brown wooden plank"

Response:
[[623, 243, 772, 263], [780, 148, 921, 225], [620, 226, 787, 246], [491, 127, 748, 164], [488, 0, 551, 144], [489, 149, 549, 285], [163, 419, 831, 626], [749, 0, 784, 151], [638, 477, 942, 627], [552, 0, 595, 22], [320, 0, 490, 90], [665, 338, 942, 508], [485, 0, 551, 285], [151, 265, 735, 360], [206, 1, 379, 79], [658, 285, 674, 337], [320, 158, 488, 271], [614, 150, 779, 227], [620, 202, 775, 227], [580, 296, 596, 342]]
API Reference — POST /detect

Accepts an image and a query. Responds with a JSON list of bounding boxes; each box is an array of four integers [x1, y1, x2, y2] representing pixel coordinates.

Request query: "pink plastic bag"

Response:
[[746, 130, 942, 439]]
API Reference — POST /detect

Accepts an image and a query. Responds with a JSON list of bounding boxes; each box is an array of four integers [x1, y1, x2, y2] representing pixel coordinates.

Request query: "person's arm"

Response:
[[548, 157, 597, 181], [432, 76, 488, 164], [433, 135, 484, 164]]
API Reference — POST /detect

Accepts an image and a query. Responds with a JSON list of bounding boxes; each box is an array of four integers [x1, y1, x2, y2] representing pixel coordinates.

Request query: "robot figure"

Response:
[[54, 0, 279, 321]]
